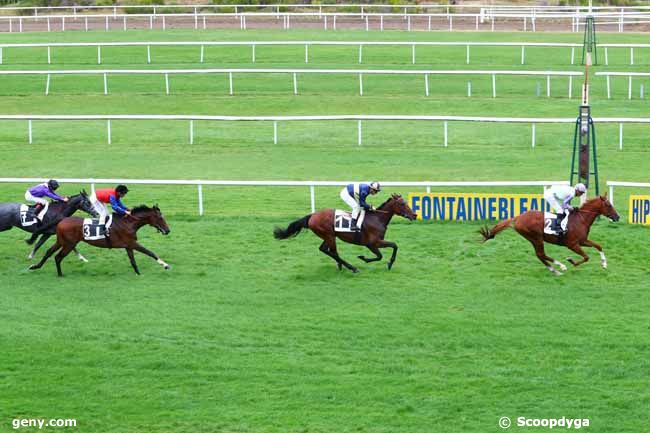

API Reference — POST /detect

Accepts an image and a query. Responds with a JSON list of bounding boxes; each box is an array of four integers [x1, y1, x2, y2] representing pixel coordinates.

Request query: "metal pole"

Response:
[[200, 45, 204, 63], [630, 47, 634, 65], [359, 74, 363, 96], [570, 47, 575, 65], [305, 44, 309, 63], [443, 121, 448, 147], [609, 185, 614, 205], [358, 45, 362, 63], [28, 120, 32, 144], [103, 73, 108, 95], [97, 46, 101, 64], [189, 120, 194, 144], [521, 46, 525, 65], [198, 184, 204, 216], [293, 73, 297, 95], [229, 72, 233, 95], [546, 75, 550, 98], [47, 46, 51, 64], [107, 120, 111, 145], [273, 121, 277, 144], [532, 123, 536, 148], [606, 75, 611, 99], [45, 74, 50, 95], [358, 120, 362, 146], [569, 76, 573, 99], [628, 75, 632, 100], [619, 123, 623, 150], [252, 44, 256, 63], [147, 45, 151, 64], [492, 74, 496, 98], [310, 185, 315, 213], [424, 74, 429, 96], [605, 47, 608, 66], [466, 45, 470, 64]]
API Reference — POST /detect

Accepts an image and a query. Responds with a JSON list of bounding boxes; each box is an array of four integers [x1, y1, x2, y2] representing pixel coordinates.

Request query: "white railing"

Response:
[[3, 114, 649, 149], [0, 68, 582, 98], [0, 177, 569, 215], [595, 71, 650, 100], [0, 41, 584, 66], [1, 11, 650, 33], [607, 181, 650, 207]]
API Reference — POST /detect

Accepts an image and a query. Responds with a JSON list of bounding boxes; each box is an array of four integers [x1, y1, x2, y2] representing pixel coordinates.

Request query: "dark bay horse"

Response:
[[0, 191, 97, 261], [29, 205, 171, 276], [480, 196, 620, 275], [274, 193, 417, 273]]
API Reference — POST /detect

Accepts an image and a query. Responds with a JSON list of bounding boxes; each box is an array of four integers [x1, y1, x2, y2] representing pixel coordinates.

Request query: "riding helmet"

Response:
[[116, 185, 129, 194], [48, 179, 60, 191], [369, 181, 381, 192]]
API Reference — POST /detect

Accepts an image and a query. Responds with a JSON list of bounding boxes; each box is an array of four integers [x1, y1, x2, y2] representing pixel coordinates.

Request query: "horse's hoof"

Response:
[[337, 263, 343, 271], [164, 265, 171, 270], [387, 262, 394, 271], [558, 263, 568, 272], [351, 268, 360, 274], [601, 262, 608, 269], [28, 265, 37, 271], [358, 255, 365, 261]]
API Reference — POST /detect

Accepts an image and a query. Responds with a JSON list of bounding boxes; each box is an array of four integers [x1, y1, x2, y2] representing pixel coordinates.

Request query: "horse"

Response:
[[479, 195, 620, 275], [29, 205, 171, 277], [274, 193, 417, 273], [0, 191, 97, 262]]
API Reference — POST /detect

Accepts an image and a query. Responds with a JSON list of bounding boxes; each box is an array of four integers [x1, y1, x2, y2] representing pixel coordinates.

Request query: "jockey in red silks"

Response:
[[90, 185, 131, 234]]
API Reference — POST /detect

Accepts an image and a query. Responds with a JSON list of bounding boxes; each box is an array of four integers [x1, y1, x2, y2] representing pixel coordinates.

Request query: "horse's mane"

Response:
[[378, 194, 402, 210], [579, 196, 605, 211], [131, 205, 153, 214]]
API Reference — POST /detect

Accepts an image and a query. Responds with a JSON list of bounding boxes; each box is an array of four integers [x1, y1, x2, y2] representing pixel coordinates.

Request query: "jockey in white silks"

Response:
[[544, 183, 587, 233], [339, 181, 381, 231]]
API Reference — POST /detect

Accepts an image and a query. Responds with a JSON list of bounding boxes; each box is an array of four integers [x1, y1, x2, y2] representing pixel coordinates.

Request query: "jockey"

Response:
[[90, 185, 131, 233], [24, 179, 68, 222], [340, 181, 381, 231], [544, 183, 587, 233]]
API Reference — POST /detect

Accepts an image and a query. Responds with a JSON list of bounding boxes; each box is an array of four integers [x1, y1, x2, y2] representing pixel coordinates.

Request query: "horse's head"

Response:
[[384, 193, 417, 221], [70, 190, 99, 218], [132, 204, 170, 235], [597, 195, 620, 222]]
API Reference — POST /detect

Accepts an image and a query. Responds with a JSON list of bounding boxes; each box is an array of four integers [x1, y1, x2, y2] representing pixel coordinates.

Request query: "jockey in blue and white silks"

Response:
[[544, 183, 587, 233], [339, 181, 381, 231]]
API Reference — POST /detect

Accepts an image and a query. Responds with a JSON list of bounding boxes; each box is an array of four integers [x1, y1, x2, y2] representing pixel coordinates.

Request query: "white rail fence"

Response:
[[0, 68, 583, 98], [0, 178, 569, 215], [0, 41, 585, 66], [607, 181, 650, 207], [1, 11, 650, 33], [3, 114, 649, 150], [595, 71, 650, 100]]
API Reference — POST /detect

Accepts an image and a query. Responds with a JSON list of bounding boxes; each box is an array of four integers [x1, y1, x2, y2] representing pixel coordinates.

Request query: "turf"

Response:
[[0, 28, 649, 433]]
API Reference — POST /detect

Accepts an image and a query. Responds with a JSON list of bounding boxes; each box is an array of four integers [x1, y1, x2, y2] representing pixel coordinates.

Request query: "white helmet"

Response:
[[369, 181, 381, 192], [575, 183, 587, 193]]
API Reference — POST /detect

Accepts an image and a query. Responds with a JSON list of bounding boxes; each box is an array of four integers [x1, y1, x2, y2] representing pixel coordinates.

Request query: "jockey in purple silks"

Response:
[[24, 180, 68, 222]]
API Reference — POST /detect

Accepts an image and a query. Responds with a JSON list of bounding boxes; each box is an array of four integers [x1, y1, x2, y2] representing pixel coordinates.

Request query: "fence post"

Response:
[[165, 73, 170, 95], [47, 46, 51, 64], [424, 74, 429, 96], [189, 120, 194, 144], [97, 46, 101, 64], [630, 47, 634, 65], [466, 45, 470, 64], [252, 44, 256, 63], [358, 45, 362, 63], [605, 47, 609, 66], [569, 76, 573, 99], [147, 45, 151, 64], [546, 75, 550, 98], [198, 183, 204, 216], [609, 184, 614, 206], [606, 75, 611, 99], [444, 121, 448, 147], [619, 123, 623, 150], [103, 73, 108, 95], [28, 120, 32, 144], [521, 46, 525, 64], [532, 123, 536, 148], [492, 74, 496, 98], [229, 72, 233, 95], [412, 44, 415, 64], [628, 75, 632, 100], [310, 185, 315, 213], [0, 47, 3, 65], [293, 73, 298, 95], [358, 120, 362, 146], [305, 44, 309, 63], [273, 121, 278, 144], [45, 74, 50, 96], [200, 45, 204, 63], [107, 120, 112, 145], [570, 47, 575, 65]]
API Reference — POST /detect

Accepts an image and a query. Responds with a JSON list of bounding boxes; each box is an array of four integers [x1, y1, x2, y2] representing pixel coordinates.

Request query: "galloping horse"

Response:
[[0, 191, 97, 261], [274, 193, 417, 273], [29, 205, 171, 276], [480, 196, 620, 275]]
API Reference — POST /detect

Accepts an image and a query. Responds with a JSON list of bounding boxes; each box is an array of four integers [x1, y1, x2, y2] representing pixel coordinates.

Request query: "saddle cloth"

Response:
[[543, 212, 564, 235], [19, 204, 39, 227], [334, 210, 365, 232], [83, 218, 108, 241]]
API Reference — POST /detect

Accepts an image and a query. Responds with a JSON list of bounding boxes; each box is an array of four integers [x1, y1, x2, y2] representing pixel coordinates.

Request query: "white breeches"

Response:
[[340, 188, 360, 218], [25, 191, 49, 220], [544, 191, 565, 214], [90, 194, 111, 226]]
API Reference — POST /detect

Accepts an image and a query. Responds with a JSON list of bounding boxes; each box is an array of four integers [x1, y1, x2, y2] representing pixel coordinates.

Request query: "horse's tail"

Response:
[[480, 218, 514, 242], [274, 214, 312, 240]]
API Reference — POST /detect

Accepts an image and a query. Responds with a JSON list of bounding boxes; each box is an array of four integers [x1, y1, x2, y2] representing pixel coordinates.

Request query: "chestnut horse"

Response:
[[480, 196, 620, 275], [274, 193, 417, 273], [29, 205, 171, 277]]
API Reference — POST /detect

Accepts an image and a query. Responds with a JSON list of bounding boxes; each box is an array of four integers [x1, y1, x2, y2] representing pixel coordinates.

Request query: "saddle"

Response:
[[19, 204, 40, 227], [543, 212, 567, 236]]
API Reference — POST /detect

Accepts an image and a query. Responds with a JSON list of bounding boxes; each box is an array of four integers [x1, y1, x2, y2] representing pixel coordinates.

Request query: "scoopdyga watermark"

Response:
[[499, 416, 590, 429]]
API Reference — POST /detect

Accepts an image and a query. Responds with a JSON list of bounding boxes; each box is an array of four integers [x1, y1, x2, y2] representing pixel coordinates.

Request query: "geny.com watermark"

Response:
[[499, 416, 590, 429], [12, 418, 77, 430]]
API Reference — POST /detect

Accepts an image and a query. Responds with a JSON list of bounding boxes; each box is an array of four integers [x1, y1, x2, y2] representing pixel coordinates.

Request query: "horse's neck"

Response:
[[575, 205, 600, 227], [376, 202, 395, 225]]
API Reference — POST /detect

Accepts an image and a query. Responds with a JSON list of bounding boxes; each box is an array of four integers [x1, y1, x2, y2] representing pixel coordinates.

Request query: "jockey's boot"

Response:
[[351, 219, 361, 232]]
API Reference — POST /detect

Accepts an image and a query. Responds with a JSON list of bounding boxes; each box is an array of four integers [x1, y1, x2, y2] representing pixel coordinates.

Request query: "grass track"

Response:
[[0, 28, 649, 433]]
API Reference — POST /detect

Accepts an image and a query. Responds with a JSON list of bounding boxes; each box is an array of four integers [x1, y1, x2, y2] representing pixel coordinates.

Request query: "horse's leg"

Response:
[[29, 241, 61, 270], [319, 241, 342, 270], [377, 239, 398, 270], [73, 247, 89, 263], [54, 244, 75, 277], [325, 238, 358, 273], [582, 239, 607, 269], [126, 249, 140, 275], [132, 242, 170, 270], [358, 245, 382, 263], [566, 243, 590, 267], [28, 233, 51, 260], [25, 232, 39, 245], [530, 240, 563, 275]]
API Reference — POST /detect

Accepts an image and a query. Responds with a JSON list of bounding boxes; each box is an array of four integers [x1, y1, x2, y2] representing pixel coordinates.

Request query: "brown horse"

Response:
[[480, 196, 620, 275], [29, 205, 171, 277], [274, 193, 417, 273]]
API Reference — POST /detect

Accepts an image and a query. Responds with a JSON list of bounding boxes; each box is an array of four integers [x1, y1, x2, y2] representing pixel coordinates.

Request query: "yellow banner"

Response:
[[628, 195, 650, 225], [408, 193, 548, 221]]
